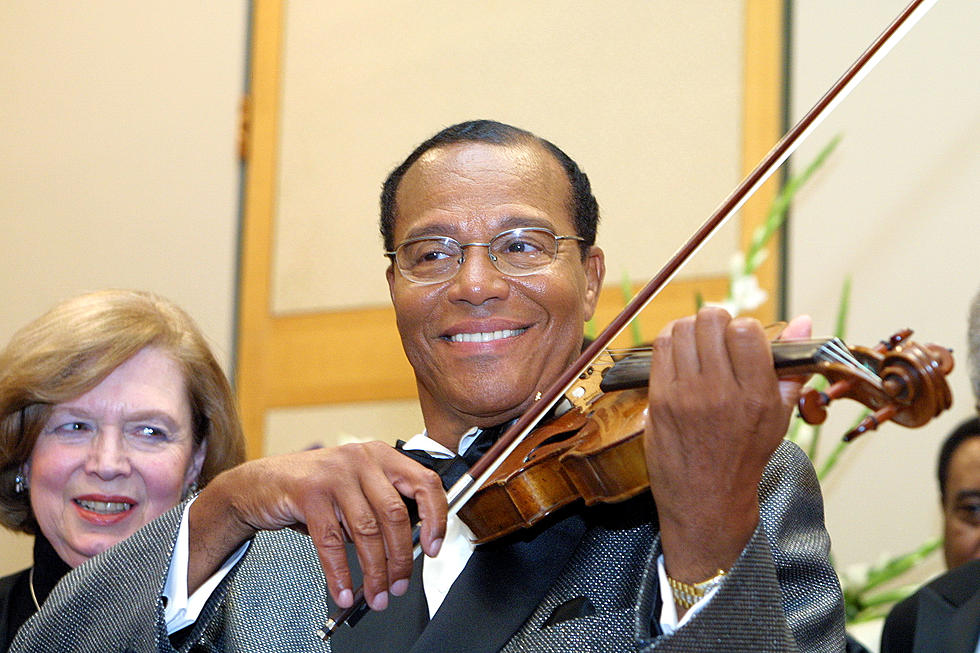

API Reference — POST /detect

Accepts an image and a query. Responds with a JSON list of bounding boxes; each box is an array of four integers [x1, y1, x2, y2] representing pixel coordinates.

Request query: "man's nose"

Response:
[[84, 429, 132, 479], [447, 244, 510, 305]]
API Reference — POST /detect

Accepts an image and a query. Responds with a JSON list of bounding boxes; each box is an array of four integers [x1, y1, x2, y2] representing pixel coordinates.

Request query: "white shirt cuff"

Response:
[[656, 554, 721, 636], [162, 497, 250, 633]]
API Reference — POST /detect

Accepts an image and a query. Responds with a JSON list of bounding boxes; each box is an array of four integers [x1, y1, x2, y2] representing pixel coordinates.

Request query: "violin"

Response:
[[457, 331, 954, 543]]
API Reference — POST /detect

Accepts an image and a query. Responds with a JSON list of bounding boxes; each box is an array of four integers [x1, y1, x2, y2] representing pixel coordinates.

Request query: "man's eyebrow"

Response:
[[402, 215, 558, 241], [402, 223, 457, 240], [498, 215, 555, 231], [954, 489, 980, 502]]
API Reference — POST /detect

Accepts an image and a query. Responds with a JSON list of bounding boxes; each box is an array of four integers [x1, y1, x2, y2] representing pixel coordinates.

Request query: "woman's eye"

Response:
[[53, 422, 91, 434], [135, 426, 167, 439]]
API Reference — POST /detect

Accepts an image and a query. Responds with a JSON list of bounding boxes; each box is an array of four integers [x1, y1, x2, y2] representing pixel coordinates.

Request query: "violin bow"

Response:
[[318, 0, 937, 638]]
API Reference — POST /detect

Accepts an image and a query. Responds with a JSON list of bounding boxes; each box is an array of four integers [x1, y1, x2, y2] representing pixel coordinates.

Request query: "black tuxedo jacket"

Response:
[[880, 559, 980, 653], [0, 567, 30, 650]]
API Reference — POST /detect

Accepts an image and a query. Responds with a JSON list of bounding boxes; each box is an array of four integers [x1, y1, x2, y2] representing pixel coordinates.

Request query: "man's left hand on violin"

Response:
[[643, 307, 812, 588]]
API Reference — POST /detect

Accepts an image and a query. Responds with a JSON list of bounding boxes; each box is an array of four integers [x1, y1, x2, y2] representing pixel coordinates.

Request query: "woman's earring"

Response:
[[182, 482, 199, 499], [14, 473, 25, 494]]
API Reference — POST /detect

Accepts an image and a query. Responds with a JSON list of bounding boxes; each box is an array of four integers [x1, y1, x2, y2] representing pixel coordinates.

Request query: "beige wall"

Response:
[[0, 3, 247, 574], [270, 2, 744, 315], [789, 0, 980, 639]]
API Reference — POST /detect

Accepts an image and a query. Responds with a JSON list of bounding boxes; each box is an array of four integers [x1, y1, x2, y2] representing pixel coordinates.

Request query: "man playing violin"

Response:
[[11, 120, 845, 652]]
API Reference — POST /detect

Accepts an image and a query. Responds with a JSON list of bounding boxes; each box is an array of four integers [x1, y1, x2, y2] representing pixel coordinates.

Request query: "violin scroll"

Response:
[[797, 330, 954, 440]]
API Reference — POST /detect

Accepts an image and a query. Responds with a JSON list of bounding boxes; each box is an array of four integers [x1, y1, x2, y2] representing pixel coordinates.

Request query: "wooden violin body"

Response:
[[460, 388, 648, 543], [458, 330, 953, 543]]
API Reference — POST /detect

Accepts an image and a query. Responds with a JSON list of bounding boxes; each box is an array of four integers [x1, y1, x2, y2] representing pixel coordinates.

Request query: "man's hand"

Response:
[[187, 442, 447, 612], [643, 307, 811, 591]]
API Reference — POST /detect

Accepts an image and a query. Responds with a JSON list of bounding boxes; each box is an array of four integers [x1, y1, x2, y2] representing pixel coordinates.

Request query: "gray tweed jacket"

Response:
[[10, 441, 845, 652]]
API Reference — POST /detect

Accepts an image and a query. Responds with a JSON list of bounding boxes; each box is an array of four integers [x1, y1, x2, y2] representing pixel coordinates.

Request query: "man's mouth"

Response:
[[446, 327, 528, 343], [74, 499, 134, 514]]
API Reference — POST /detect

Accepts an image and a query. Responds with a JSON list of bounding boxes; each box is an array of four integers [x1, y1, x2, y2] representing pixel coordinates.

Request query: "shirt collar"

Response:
[[400, 427, 481, 458]]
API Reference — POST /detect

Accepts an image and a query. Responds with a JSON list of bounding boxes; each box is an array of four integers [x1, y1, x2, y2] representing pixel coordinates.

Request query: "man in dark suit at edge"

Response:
[[880, 289, 980, 653]]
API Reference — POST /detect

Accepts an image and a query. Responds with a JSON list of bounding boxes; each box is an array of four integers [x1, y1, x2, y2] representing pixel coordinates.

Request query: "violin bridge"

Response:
[[564, 358, 614, 411]]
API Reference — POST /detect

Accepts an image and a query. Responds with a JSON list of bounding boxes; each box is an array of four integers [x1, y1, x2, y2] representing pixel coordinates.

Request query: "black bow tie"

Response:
[[395, 421, 513, 489]]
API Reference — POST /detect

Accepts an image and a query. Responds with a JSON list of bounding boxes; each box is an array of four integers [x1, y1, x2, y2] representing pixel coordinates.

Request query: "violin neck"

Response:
[[771, 338, 839, 373], [598, 338, 842, 392]]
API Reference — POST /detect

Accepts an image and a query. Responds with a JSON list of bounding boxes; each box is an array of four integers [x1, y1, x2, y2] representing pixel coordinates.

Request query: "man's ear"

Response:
[[582, 246, 605, 322], [386, 264, 396, 303]]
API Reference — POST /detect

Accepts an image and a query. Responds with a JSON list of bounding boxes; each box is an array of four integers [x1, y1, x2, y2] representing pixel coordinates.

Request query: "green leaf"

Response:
[[584, 317, 596, 341], [861, 538, 942, 593], [742, 135, 842, 276], [835, 276, 852, 340], [621, 272, 643, 346], [817, 410, 868, 480]]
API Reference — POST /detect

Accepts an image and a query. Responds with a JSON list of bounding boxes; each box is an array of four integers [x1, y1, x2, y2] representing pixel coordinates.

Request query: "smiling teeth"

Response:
[[76, 500, 132, 514], [449, 328, 526, 343]]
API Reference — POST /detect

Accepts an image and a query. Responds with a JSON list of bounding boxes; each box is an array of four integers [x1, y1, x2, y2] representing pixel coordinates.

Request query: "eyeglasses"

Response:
[[386, 227, 585, 285]]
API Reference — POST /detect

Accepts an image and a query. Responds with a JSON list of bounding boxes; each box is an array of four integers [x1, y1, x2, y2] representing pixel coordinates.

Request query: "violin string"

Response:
[[607, 340, 882, 389], [817, 339, 883, 388]]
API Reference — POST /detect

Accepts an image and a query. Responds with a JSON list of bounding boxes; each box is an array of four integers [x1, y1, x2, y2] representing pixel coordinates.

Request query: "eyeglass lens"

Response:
[[396, 228, 562, 283]]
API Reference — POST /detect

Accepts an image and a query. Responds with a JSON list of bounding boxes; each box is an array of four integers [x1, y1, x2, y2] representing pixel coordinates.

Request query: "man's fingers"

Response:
[[694, 308, 741, 387], [359, 461, 417, 596], [669, 315, 700, 377], [212, 443, 449, 614], [725, 316, 775, 393], [779, 314, 812, 341], [303, 443, 446, 613], [393, 465, 447, 558], [775, 315, 813, 406], [308, 501, 357, 609]]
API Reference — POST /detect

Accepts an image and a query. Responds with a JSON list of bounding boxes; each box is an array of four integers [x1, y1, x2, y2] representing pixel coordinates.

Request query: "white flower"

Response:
[[728, 251, 747, 279], [706, 253, 768, 317], [841, 563, 871, 589], [730, 273, 768, 313]]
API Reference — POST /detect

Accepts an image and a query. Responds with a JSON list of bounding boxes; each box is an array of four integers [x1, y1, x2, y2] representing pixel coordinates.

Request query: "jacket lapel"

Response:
[[913, 579, 980, 653], [326, 545, 429, 653], [945, 586, 980, 653], [408, 513, 587, 653]]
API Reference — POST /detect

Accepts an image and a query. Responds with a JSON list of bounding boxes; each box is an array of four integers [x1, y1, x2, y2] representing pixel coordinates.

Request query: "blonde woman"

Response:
[[0, 290, 244, 649]]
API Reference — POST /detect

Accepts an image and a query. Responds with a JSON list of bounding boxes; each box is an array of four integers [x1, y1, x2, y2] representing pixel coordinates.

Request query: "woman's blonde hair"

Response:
[[0, 289, 245, 534]]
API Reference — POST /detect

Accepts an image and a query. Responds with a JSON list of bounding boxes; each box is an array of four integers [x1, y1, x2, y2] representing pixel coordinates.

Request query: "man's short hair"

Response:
[[379, 119, 599, 257], [937, 415, 980, 503]]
